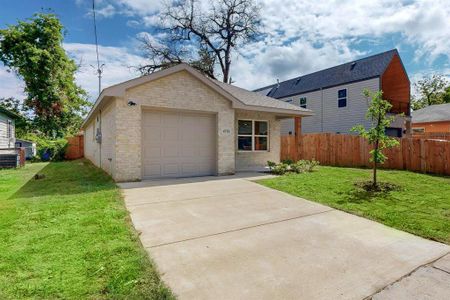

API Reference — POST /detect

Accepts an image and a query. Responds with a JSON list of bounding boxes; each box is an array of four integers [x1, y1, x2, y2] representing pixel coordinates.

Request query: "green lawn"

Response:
[[258, 166, 450, 244], [0, 160, 173, 299]]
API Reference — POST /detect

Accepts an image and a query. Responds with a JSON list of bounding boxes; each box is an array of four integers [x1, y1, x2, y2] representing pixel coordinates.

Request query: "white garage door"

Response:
[[142, 111, 216, 178]]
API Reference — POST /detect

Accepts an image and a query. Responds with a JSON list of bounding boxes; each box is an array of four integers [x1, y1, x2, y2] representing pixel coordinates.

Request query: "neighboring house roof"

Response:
[[209, 79, 311, 112], [0, 106, 20, 119], [82, 63, 312, 128], [412, 103, 450, 123], [255, 49, 399, 98]]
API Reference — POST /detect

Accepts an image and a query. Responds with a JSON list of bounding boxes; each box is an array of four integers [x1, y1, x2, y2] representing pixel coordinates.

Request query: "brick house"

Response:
[[81, 64, 312, 182]]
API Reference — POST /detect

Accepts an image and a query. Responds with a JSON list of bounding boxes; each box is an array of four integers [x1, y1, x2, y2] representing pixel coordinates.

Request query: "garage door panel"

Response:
[[163, 114, 179, 127], [143, 112, 161, 127], [144, 146, 162, 158], [162, 126, 179, 140], [180, 145, 196, 157], [163, 163, 179, 176], [143, 164, 162, 177], [144, 129, 161, 141], [181, 163, 197, 175], [143, 111, 216, 178]]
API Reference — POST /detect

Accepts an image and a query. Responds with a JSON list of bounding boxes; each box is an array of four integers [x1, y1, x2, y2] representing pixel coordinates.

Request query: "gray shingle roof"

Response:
[[412, 103, 450, 123], [210, 79, 312, 113], [257, 49, 399, 98]]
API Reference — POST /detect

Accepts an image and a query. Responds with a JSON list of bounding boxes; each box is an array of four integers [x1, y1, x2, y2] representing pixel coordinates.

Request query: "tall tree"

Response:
[[138, 0, 261, 83], [412, 74, 450, 110], [0, 13, 90, 137], [352, 90, 400, 187]]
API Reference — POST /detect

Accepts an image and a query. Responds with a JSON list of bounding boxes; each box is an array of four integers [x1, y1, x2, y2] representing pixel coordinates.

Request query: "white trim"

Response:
[[337, 88, 348, 108], [237, 119, 269, 152]]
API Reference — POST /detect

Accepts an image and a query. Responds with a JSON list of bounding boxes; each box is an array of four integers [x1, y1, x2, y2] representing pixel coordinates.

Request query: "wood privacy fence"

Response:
[[411, 132, 450, 140], [281, 133, 450, 176], [65, 135, 84, 160]]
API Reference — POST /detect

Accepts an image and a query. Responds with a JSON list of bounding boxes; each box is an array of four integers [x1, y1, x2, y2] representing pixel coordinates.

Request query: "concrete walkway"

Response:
[[119, 174, 450, 300]]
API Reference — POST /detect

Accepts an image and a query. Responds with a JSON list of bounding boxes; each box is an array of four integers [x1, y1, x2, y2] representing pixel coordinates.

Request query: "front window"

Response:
[[299, 97, 307, 108], [238, 120, 269, 151], [7, 120, 12, 139], [338, 89, 347, 107]]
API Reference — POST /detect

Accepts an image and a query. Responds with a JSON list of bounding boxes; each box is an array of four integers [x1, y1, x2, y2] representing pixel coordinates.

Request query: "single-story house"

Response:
[[81, 64, 313, 182], [412, 103, 450, 133], [0, 106, 16, 150], [0, 106, 21, 168]]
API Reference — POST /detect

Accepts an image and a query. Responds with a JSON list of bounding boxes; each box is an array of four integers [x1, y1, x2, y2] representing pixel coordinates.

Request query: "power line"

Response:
[[91, 0, 104, 95]]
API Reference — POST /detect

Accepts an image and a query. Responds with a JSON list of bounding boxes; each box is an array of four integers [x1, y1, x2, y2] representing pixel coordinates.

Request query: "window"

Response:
[[338, 89, 347, 107], [385, 127, 402, 138], [238, 120, 269, 151], [299, 97, 307, 108], [7, 120, 12, 139]]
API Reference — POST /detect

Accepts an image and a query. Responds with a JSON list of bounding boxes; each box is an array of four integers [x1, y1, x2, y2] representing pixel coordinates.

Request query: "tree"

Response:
[[138, 0, 261, 83], [0, 97, 31, 137], [412, 74, 450, 110], [352, 90, 400, 187], [0, 13, 90, 137]]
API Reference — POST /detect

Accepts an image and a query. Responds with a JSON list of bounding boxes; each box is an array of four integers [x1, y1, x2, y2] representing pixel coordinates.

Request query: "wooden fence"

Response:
[[65, 135, 84, 160], [412, 132, 450, 140], [281, 133, 450, 176]]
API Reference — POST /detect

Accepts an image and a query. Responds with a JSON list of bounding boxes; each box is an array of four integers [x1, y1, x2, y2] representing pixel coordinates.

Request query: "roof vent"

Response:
[[276, 79, 280, 88], [350, 62, 357, 70], [295, 77, 301, 85]]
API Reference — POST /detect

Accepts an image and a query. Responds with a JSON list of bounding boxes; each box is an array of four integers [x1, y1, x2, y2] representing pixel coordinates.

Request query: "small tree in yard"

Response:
[[352, 89, 400, 187]]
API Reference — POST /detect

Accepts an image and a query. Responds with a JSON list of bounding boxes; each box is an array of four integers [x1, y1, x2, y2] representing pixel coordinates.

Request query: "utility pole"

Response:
[[92, 0, 104, 95]]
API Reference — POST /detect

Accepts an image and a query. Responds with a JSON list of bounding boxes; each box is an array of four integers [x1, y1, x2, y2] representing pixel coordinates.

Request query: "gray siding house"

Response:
[[0, 107, 16, 149], [255, 49, 411, 137]]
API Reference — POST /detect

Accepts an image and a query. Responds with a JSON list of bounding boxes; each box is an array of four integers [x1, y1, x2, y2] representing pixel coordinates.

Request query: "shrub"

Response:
[[271, 163, 289, 175], [303, 159, 320, 172], [20, 133, 68, 161], [266, 159, 320, 175], [290, 160, 308, 173], [267, 161, 277, 171], [281, 158, 294, 165]]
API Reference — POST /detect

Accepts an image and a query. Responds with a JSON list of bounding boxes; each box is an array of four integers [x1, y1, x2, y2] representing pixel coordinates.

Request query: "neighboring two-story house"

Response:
[[0, 106, 16, 149], [255, 49, 411, 137]]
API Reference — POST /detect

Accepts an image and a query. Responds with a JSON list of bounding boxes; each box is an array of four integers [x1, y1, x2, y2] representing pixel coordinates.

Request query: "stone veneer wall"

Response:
[[114, 70, 235, 181], [235, 109, 281, 171]]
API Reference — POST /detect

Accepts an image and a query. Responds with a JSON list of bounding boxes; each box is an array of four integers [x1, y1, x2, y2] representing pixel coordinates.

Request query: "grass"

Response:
[[0, 160, 173, 299], [258, 166, 450, 244]]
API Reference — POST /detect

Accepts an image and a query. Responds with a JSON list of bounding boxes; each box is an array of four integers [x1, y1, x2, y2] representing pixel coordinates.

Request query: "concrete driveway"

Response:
[[119, 174, 450, 300]]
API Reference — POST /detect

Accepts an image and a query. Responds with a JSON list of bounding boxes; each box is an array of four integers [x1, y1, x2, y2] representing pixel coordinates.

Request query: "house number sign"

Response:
[[222, 129, 231, 135]]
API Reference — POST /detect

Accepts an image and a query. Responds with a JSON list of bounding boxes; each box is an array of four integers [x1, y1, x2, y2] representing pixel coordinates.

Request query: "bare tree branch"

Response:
[[138, 0, 261, 83]]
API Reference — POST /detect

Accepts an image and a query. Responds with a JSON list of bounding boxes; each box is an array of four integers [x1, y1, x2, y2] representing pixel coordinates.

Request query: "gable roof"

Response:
[[255, 49, 399, 99], [82, 64, 312, 128], [209, 78, 312, 112], [412, 103, 450, 123], [0, 106, 20, 120]]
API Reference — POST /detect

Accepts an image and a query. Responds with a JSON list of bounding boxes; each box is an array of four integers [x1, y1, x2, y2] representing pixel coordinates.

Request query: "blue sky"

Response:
[[1, 0, 450, 102]]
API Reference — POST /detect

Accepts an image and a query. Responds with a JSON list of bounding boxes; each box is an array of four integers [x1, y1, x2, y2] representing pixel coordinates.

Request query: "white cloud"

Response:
[[0, 65, 26, 100], [64, 43, 146, 101], [0, 44, 146, 102]]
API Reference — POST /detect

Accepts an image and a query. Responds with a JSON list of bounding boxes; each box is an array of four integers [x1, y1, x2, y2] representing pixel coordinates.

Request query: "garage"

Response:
[[142, 110, 217, 178]]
